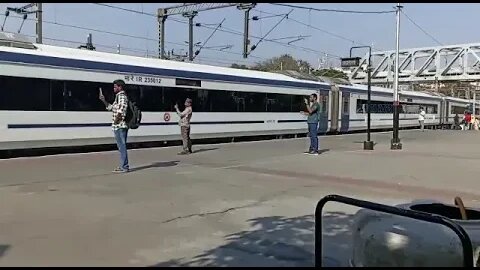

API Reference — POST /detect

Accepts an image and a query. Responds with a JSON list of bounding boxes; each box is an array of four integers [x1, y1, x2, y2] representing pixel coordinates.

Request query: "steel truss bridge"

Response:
[[345, 43, 480, 94]]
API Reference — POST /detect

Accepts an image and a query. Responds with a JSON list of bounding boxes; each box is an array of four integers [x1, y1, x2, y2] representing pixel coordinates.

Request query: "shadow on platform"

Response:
[[130, 161, 180, 172], [151, 211, 353, 267]]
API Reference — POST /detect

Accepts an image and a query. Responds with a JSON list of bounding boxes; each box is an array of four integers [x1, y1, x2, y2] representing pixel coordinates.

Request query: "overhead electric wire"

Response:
[[248, 9, 293, 56], [255, 8, 385, 51], [93, 3, 157, 17], [269, 3, 396, 14], [168, 16, 341, 59], [92, 3, 341, 59], [20, 33, 258, 67], [0, 13, 266, 61], [193, 18, 226, 60], [401, 9, 443, 46]]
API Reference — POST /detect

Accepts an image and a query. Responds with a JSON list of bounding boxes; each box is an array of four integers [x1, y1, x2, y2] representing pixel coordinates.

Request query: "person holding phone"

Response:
[[175, 98, 193, 155], [300, 93, 320, 155], [99, 80, 130, 172], [418, 107, 426, 132]]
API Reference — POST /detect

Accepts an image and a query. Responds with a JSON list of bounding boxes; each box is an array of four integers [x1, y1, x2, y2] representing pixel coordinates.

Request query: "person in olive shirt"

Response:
[[301, 93, 321, 155]]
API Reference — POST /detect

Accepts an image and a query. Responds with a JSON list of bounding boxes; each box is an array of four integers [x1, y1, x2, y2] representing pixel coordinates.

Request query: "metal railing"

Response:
[[315, 194, 474, 267]]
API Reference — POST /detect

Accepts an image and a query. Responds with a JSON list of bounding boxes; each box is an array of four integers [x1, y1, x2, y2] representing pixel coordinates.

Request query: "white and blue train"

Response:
[[0, 32, 477, 151]]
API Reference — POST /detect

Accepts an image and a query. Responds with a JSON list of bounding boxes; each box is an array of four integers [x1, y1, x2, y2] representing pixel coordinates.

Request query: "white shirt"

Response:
[[176, 106, 193, 127], [418, 110, 426, 121], [106, 91, 128, 130]]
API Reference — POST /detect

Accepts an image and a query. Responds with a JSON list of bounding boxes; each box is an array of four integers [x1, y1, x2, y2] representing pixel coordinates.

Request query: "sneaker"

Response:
[[112, 167, 129, 173], [308, 151, 319, 156], [178, 151, 190, 155]]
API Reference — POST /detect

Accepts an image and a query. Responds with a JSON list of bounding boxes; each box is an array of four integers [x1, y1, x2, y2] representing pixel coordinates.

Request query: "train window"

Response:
[[195, 89, 210, 112], [173, 87, 209, 112], [49, 80, 66, 111], [403, 103, 437, 114], [64, 81, 109, 111], [266, 93, 291, 112], [230, 92, 245, 112], [356, 99, 394, 114], [291, 95, 305, 112], [130, 85, 162, 111], [356, 99, 438, 114], [175, 78, 201, 87], [356, 100, 365, 113], [124, 85, 141, 105], [342, 95, 349, 114], [0, 75, 315, 114], [238, 92, 267, 112], [403, 104, 420, 114], [0, 75, 50, 111], [206, 90, 237, 112], [425, 105, 436, 114], [451, 105, 466, 115], [162, 87, 190, 112]]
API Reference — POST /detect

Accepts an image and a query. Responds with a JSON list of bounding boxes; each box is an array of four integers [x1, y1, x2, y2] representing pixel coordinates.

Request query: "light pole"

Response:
[[391, 2, 403, 150], [350, 46, 374, 150]]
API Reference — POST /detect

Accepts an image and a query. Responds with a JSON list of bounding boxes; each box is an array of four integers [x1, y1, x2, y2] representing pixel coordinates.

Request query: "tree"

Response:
[[311, 68, 349, 80], [252, 54, 311, 72], [230, 63, 250, 70], [229, 55, 349, 82]]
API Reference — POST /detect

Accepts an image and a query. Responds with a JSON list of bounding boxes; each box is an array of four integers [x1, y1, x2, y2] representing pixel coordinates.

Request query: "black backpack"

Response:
[[125, 100, 142, 129]]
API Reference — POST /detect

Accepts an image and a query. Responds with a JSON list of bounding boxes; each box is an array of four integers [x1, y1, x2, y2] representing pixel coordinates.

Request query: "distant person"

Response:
[[99, 79, 130, 173], [300, 93, 320, 155], [418, 107, 426, 132], [465, 112, 472, 130], [175, 98, 193, 155], [471, 114, 476, 130], [454, 113, 460, 130]]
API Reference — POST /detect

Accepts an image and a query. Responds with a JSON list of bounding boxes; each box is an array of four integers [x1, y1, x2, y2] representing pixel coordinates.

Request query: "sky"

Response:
[[0, 3, 479, 68]]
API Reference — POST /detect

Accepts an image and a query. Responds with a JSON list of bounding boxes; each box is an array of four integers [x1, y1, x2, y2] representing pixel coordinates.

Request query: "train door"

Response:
[[318, 90, 329, 134], [445, 100, 450, 125], [329, 86, 340, 133], [439, 99, 445, 127], [340, 91, 350, 133]]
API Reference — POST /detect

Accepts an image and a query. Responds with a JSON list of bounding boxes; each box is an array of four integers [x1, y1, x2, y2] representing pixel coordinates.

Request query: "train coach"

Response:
[[0, 32, 477, 152]]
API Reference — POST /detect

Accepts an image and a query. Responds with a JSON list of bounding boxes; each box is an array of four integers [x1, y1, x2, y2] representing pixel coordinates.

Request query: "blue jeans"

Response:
[[114, 128, 129, 170], [308, 122, 319, 152]]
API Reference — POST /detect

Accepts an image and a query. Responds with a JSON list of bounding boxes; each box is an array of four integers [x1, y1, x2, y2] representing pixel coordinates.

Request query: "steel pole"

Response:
[[243, 8, 250, 58], [159, 17, 166, 59], [367, 48, 372, 142], [364, 47, 374, 150], [188, 16, 193, 61], [36, 3, 42, 44], [351, 46, 374, 150], [391, 3, 403, 150], [473, 89, 476, 115]]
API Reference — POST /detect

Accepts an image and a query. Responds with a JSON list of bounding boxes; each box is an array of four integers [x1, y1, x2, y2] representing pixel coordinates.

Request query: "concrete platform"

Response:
[[0, 129, 479, 266]]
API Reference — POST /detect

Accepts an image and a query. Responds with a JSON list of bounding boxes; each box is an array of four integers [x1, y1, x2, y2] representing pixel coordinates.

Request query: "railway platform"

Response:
[[0, 129, 479, 266]]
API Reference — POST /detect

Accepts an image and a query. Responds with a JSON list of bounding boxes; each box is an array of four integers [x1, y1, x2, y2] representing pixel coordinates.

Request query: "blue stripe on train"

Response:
[[8, 118, 423, 129], [0, 51, 330, 90], [7, 120, 267, 129]]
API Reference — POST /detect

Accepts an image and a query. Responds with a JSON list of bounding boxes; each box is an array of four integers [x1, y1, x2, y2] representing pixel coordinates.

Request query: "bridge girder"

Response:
[[345, 43, 480, 85]]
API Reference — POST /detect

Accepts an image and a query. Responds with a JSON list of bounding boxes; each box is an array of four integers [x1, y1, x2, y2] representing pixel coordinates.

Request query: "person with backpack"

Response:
[[300, 93, 320, 155], [99, 79, 132, 173]]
